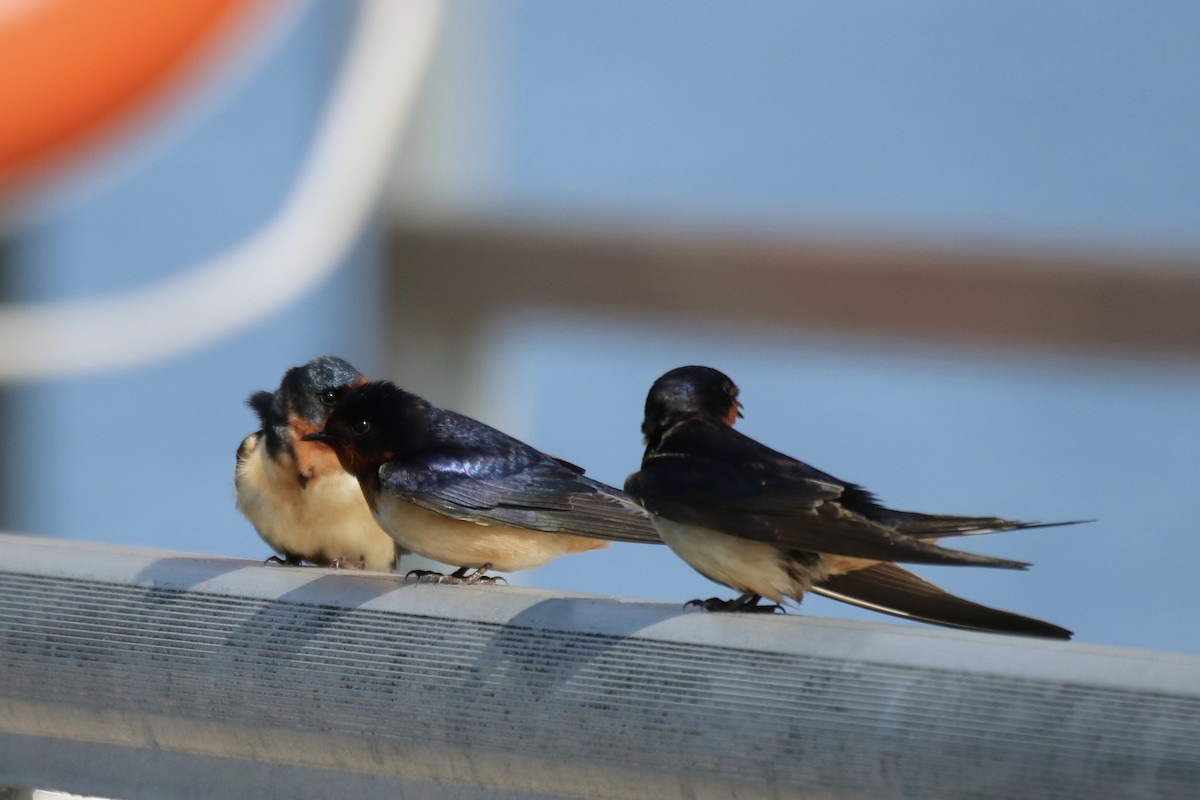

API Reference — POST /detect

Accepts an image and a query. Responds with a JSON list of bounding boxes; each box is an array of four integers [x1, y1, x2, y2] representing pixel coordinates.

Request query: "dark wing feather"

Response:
[[381, 449, 661, 545], [627, 420, 1027, 569], [892, 512, 1092, 539], [812, 563, 1071, 639]]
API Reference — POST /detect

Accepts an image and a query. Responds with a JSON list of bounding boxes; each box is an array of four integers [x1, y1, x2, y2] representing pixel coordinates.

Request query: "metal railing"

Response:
[[1, 532, 1197, 799]]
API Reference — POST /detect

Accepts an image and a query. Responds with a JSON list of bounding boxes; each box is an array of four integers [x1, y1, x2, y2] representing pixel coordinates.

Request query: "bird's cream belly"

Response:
[[235, 438, 396, 571], [374, 496, 606, 572], [652, 516, 813, 604]]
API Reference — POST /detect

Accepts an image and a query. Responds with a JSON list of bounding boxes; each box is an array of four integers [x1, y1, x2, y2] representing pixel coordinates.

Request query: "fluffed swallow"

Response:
[[235, 356, 403, 572], [301, 380, 661, 582], [624, 365, 1077, 638]]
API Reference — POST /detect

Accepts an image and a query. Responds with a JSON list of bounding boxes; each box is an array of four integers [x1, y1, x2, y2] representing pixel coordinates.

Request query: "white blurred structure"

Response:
[[0, 0, 440, 380]]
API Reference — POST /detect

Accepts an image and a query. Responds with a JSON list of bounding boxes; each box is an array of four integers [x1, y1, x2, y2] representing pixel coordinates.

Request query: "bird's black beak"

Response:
[[301, 430, 334, 445], [735, 401, 745, 419]]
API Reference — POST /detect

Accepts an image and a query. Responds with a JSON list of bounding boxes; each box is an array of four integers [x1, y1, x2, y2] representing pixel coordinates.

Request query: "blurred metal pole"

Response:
[[0, 238, 12, 531], [385, 221, 1200, 410], [2, 533, 1198, 800], [0, 249, 31, 797]]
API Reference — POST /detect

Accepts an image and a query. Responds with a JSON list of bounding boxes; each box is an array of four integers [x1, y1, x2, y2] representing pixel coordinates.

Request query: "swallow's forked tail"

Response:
[[811, 563, 1072, 639]]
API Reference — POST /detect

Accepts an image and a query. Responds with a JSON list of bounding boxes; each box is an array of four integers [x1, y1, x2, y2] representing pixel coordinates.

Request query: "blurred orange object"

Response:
[[0, 0, 251, 185]]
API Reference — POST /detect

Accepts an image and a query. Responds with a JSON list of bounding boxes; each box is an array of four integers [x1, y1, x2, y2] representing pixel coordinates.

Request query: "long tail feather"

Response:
[[811, 563, 1072, 639], [895, 514, 1092, 540]]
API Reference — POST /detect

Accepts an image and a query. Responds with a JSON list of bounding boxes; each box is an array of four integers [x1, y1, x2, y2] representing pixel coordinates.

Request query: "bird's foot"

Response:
[[263, 555, 304, 567], [404, 565, 507, 585], [404, 569, 445, 583], [441, 565, 507, 585], [331, 557, 367, 570], [685, 594, 783, 614]]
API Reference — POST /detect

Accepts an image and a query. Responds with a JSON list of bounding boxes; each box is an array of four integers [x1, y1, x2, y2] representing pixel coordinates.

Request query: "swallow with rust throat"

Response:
[[624, 365, 1077, 638], [235, 356, 403, 572], [302, 380, 661, 582]]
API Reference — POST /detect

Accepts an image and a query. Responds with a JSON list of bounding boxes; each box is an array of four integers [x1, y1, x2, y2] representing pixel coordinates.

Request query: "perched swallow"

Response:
[[302, 380, 661, 581], [235, 356, 402, 572], [624, 365, 1076, 638]]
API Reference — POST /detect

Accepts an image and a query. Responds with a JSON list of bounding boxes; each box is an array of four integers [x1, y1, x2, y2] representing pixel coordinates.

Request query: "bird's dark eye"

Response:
[[351, 419, 371, 436], [319, 389, 340, 407]]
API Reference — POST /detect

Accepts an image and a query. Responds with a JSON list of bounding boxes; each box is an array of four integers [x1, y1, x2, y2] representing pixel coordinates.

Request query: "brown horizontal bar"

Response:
[[387, 219, 1200, 361]]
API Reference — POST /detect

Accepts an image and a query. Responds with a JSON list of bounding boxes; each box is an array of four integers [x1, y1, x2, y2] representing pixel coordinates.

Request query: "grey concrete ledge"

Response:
[[0, 532, 1197, 800]]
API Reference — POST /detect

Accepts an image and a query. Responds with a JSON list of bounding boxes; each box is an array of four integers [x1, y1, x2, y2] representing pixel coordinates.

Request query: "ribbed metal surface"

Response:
[[0, 534, 1198, 800]]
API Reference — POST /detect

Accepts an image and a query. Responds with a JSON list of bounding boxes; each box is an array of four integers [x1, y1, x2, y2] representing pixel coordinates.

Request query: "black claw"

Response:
[[685, 594, 783, 614], [264, 554, 304, 567], [442, 565, 504, 585], [404, 569, 445, 583], [403, 565, 505, 585]]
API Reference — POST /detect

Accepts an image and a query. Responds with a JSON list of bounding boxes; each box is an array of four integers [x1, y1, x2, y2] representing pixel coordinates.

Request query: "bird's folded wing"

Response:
[[381, 458, 661, 544], [626, 461, 1028, 569]]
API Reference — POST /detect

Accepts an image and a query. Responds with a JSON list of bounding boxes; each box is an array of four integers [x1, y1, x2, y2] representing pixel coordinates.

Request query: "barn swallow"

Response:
[[301, 380, 661, 582], [624, 365, 1077, 638], [235, 356, 403, 572]]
